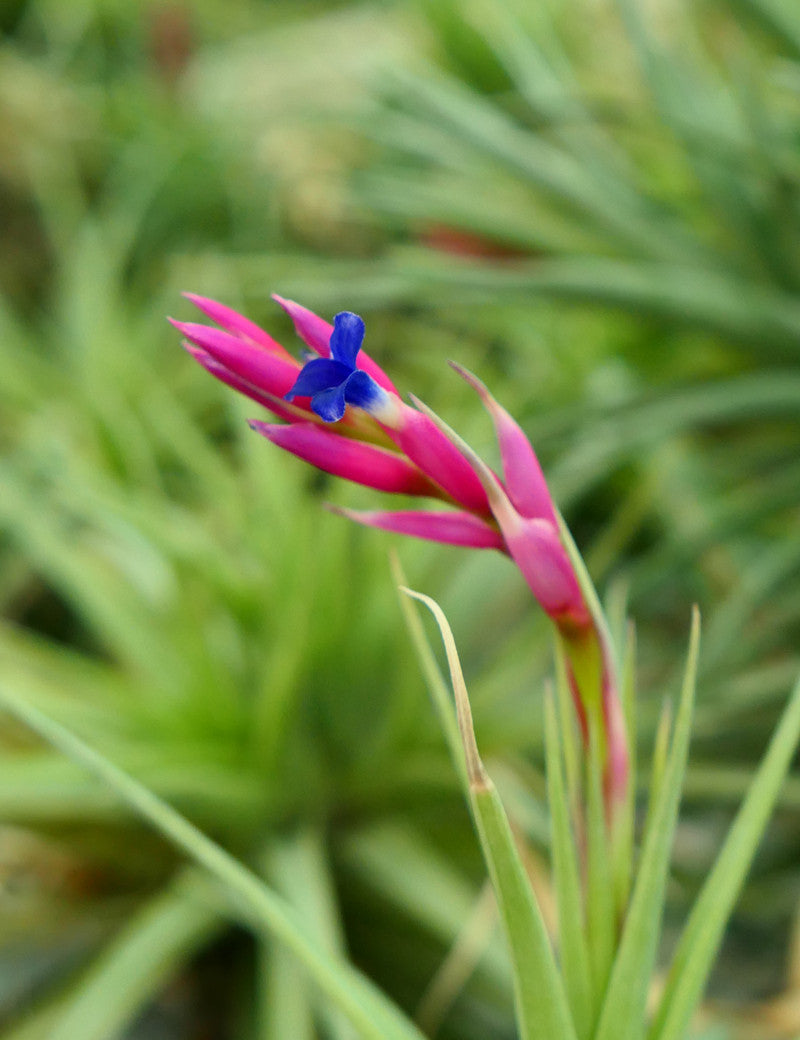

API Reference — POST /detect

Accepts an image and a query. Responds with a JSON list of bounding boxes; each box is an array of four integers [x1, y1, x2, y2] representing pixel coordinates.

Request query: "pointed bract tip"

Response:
[[169, 317, 202, 340], [181, 341, 207, 360], [271, 293, 299, 316], [168, 316, 209, 337], [321, 504, 505, 550], [248, 419, 284, 440], [180, 291, 221, 315], [400, 585, 488, 787], [448, 360, 490, 399], [449, 363, 558, 525]]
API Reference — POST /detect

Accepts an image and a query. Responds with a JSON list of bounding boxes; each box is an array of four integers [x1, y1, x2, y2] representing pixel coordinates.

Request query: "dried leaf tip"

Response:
[[399, 585, 488, 788]]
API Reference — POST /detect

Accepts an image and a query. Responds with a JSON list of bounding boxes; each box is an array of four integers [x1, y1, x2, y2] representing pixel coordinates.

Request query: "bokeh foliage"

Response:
[[1, 0, 799, 1037]]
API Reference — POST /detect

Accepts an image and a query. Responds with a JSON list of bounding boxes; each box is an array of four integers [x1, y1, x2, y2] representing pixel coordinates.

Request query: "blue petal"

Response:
[[329, 312, 365, 369], [343, 370, 387, 413], [286, 358, 351, 400], [311, 383, 348, 422]]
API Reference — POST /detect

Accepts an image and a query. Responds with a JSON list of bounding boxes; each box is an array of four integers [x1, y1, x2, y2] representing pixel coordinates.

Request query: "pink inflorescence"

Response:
[[172, 294, 589, 630], [172, 292, 629, 810]]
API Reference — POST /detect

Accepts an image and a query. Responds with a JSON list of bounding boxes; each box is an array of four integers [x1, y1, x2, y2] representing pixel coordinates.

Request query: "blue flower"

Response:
[[285, 312, 389, 423]]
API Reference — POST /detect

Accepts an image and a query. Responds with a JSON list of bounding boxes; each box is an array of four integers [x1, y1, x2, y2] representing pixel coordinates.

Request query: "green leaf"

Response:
[[384, 67, 694, 261], [257, 936, 315, 1040], [646, 699, 673, 827], [471, 781, 578, 1040], [614, 622, 638, 917], [414, 882, 498, 1037], [402, 587, 578, 1040], [46, 870, 222, 1040], [738, 0, 800, 56], [0, 687, 426, 1040], [552, 519, 620, 1001], [341, 821, 511, 992], [391, 551, 465, 786], [593, 608, 701, 1040], [553, 639, 582, 821], [648, 671, 800, 1040], [544, 691, 593, 1039], [584, 716, 616, 1004], [265, 829, 357, 1040], [389, 251, 800, 360]]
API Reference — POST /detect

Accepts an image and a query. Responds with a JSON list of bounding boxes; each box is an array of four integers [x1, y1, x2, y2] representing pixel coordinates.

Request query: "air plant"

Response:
[[0, 295, 796, 1040], [167, 294, 800, 1040]]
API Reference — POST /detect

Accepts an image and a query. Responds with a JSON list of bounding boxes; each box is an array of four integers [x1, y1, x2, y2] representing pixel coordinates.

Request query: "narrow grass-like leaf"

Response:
[[645, 700, 673, 836], [553, 639, 582, 821], [389, 251, 800, 359], [614, 623, 637, 916], [3, 1001, 61, 1040], [398, 589, 486, 792], [0, 687, 426, 1040], [585, 716, 616, 1004], [544, 690, 592, 1039], [46, 870, 222, 1040], [342, 821, 512, 994], [0, 469, 179, 682], [556, 512, 621, 998], [593, 608, 700, 1040], [648, 672, 800, 1040], [402, 588, 578, 1040], [391, 551, 465, 786], [258, 936, 315, 1040], [260, 830, 351, 1040], [738, 0, 800, 56], [266, 829, 357, 1040], [415, 883, 497, 1035], [470, 781, 579, 1040], [386, 67, 693, 261]]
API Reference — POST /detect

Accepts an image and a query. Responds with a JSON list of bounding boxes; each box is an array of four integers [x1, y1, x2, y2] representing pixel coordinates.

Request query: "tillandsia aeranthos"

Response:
[[172, 295, 800, 1040], [172, 294, 628, 827]]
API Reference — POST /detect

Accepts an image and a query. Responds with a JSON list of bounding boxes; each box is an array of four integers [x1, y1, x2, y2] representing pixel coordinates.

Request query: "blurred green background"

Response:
[[1, 0, 799, 1037]]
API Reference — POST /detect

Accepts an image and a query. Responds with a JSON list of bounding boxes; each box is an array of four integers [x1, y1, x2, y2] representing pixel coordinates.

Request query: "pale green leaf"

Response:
[[46, 870, 222, 1040], [649, 672, 800, 1040], [402, 587, 578, 1040], [545, 691, 593, 1039], [593, 608, 701, 1040], [0, 687, 426, 1040]]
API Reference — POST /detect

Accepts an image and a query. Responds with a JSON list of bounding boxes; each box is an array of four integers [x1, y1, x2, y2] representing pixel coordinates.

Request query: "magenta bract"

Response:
[[249, 421, 436, 496], [330, 506, 506, 550], [174, 292, 629, 820], [174, 294, 581, 628]]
